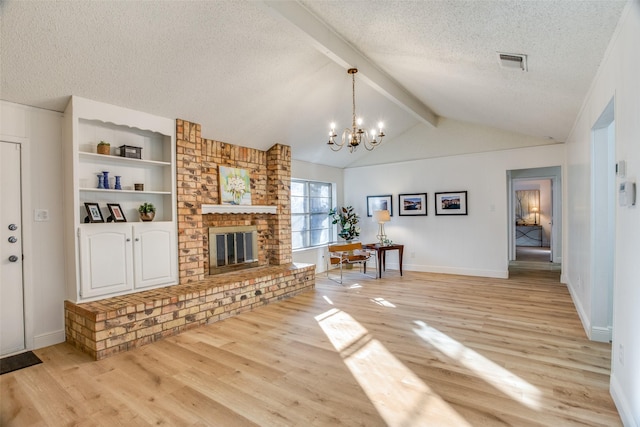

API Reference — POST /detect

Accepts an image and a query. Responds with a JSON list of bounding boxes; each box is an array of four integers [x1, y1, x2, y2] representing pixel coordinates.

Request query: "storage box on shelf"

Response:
[[63, 96, 178, 303]]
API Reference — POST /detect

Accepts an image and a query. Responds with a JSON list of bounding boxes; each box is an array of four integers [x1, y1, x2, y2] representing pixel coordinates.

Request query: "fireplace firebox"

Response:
[[209, 226, 259, 275]]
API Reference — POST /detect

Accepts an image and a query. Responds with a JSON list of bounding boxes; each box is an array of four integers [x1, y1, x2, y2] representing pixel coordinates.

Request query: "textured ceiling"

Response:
[[0, 0, 628, 168]]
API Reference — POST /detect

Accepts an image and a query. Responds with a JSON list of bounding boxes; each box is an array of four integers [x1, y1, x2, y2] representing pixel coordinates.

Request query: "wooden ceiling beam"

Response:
[[262, 0, 438, 128]]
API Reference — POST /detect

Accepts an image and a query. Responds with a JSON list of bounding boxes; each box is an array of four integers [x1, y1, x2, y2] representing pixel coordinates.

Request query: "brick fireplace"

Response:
[[175, 119, 293, 282], [64, 119, 314, 360]]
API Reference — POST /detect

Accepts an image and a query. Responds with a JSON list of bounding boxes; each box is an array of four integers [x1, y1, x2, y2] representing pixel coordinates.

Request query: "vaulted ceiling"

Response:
[[1, 0, 627, 168]]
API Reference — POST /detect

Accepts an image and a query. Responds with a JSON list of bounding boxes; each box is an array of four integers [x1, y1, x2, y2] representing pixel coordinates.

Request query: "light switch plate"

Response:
[[34, 209, 49, 222]]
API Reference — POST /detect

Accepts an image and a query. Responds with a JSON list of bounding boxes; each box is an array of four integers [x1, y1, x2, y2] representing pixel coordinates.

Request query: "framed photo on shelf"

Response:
[[84, 202, 104, 223], [399, 193, 427, 216], [435, 191, 468, 216], [367, 195, 393, 217], [107, 203, 127, 222]]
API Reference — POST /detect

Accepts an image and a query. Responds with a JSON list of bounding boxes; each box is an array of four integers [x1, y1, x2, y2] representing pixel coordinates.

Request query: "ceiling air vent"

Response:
[[497, 52, 528, 71]]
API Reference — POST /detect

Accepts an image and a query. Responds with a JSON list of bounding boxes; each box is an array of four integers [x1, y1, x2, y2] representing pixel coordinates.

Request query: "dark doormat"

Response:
[[0, 351, 42, 375]]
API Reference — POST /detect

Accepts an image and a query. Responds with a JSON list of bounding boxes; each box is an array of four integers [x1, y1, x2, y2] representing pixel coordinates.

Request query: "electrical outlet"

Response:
[[619, 344, 624, 365]]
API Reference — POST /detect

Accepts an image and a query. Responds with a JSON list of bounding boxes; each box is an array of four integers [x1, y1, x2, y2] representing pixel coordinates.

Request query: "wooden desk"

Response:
[[362, 243, 404, 279]]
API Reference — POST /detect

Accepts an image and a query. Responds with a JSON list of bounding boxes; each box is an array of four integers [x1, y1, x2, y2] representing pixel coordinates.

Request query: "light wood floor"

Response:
[[1, 268, 621, 426]]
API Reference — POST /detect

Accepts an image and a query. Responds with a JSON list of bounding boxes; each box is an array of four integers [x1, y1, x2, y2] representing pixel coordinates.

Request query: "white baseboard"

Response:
[[402, 263, 509, 279], [590, 326, 612, 343], [610, 375, 638, 427], [33, 330, 65, 350], [566, 279, 591, 339]]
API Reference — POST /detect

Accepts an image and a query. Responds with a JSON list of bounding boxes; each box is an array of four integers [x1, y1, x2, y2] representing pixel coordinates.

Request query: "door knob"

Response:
[[8, 224, 18, 231], [8, 255, 19, 262], [8, 236, 17, 243]]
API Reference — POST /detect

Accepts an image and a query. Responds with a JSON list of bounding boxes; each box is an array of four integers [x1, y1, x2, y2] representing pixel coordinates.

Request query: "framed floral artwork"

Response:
[[435, 191, 468, 215], [219, 166, 251, 205], [367, 195, 393, 217], [399, 193, 427, 216]]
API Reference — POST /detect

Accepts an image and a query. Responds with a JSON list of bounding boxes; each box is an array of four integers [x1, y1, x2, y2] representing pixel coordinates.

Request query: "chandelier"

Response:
[[327, 68, 385, 152]]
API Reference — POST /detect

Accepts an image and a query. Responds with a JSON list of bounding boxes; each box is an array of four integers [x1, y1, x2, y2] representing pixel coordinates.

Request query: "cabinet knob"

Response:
[[126, 238, 131, 242], [135, 238, 140, 242], [8, 255, 19, 262]]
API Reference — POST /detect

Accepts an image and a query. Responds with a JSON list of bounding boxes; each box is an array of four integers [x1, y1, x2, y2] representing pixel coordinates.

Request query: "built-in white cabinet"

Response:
[[78, 224, 134, 299], [132, 222, 177, 289], [64, 96, 177, 302], [78, 223, 176, 299]]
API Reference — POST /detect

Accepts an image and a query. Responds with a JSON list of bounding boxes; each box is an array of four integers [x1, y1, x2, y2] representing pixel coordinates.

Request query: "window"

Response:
[[291, 179, 333, 250]]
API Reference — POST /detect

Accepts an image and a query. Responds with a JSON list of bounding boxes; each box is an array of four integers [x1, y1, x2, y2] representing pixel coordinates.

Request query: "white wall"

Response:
[[1, 101, 66, 350], [344, 142, 565, 279], [291, 159, 344, 273], [564, 1, 640, 425]]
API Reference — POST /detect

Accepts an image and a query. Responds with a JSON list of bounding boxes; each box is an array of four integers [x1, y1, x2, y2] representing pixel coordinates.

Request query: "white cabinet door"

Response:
[[133, 223, 177, 289], [79, 224, 133, 299]]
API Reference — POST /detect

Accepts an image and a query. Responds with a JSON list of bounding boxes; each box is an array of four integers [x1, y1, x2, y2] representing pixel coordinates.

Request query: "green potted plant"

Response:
[[138, 202, 156, 221], [97, 140, 110, 155], [329, 206, 360, 241]]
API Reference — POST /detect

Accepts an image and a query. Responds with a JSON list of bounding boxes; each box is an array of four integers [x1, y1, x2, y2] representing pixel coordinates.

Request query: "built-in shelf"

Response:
[[64, 96, 178, 303], [79, 151, 171, 166], [80, 188, 171, 195], [202, 204, 277, 214]]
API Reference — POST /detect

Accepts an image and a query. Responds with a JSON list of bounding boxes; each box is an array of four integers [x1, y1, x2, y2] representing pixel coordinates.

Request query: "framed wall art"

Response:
[[84, 202, 104, 223], [367, 195, 393, 217], [219, 166, 252, 205], [107, 203, 127, 222], [435, 191, 468, 216], [399, 193, 427, 216], [515, 189, 540, 225]]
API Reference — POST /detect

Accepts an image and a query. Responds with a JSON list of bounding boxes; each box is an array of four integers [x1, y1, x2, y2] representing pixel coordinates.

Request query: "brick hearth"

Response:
[[65, 263, 314, 360]]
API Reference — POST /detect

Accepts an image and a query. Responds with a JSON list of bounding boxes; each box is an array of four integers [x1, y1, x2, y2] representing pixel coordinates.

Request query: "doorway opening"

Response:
[[507, 167, 562, 271], [589, 98, 615, 342]]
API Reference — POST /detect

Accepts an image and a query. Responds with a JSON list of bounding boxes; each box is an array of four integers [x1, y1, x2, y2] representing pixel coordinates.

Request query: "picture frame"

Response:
[[367, 195, 393, 217], [219, 166, 252, 205], [515, 190, 540, 225], [435, 191, 468, 216], [399, 193, 428, 216], [107, 203, 127, 222], [84, 202, 104, 223]]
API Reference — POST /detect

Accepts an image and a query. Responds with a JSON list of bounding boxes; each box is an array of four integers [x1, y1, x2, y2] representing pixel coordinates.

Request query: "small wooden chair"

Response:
[[326, 242, 376, 284]]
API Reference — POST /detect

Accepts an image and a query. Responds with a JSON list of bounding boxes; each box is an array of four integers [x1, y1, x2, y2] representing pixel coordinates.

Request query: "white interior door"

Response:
[[1, 141, 25, 356]]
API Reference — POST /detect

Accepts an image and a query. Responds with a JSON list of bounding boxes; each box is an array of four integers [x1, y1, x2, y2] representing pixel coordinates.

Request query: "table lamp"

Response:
[[531, 206, 539, 225], [373, 209, 391, 245]]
